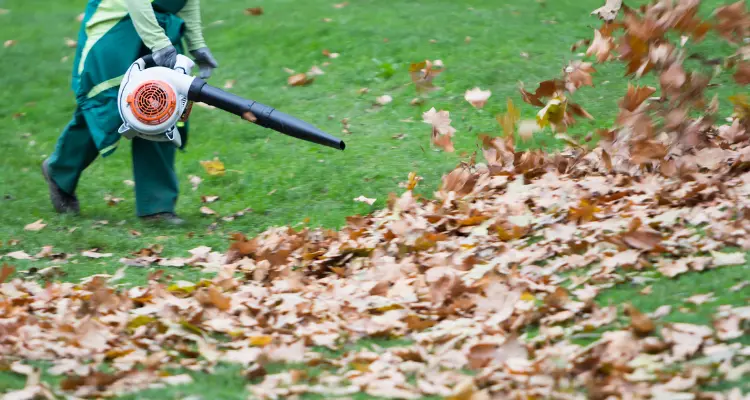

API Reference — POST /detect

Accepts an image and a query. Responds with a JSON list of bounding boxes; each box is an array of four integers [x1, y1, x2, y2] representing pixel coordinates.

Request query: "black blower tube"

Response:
[[187, 78, 345, 151]]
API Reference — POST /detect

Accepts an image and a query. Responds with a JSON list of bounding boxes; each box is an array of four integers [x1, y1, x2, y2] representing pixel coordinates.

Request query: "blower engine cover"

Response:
[[117, 55, 197, 147], [127, 80, 177, 126]]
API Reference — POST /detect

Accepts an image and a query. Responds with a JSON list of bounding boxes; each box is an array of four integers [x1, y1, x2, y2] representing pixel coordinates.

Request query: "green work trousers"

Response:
[[46, 4, 189, 217], [47, 110, 182, 217]]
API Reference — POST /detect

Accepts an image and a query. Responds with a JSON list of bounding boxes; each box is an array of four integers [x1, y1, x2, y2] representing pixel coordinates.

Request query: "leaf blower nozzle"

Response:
[[187, 78, 345, 151]]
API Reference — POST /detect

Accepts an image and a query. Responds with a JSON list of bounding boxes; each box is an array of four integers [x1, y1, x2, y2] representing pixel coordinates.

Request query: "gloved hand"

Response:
[[190, 47, 219, 80], [152, 45, 178, 69]]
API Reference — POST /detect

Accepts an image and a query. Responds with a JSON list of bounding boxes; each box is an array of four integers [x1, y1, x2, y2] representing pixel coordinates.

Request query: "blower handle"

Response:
[[187, 78, 345, 151], [141, 54, 157, 69]]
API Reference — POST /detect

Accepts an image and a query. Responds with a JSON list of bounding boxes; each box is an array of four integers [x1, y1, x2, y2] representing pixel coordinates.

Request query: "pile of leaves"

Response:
[[3, 1, 750, 399]]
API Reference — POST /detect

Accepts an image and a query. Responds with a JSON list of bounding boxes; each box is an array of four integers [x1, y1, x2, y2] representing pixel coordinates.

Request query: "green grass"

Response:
[[1, 0, 748, 398]]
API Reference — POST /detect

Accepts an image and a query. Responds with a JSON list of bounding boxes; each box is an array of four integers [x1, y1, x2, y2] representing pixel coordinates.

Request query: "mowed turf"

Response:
[[1, 0, 748, 398]]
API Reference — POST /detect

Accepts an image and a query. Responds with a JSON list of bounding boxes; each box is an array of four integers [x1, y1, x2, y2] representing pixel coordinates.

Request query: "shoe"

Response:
[[140, 212, 185, 225], [41, 159, 80, 214]]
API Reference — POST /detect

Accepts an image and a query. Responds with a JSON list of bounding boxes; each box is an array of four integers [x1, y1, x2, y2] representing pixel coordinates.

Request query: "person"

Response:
[[42, 0, 218, 225]]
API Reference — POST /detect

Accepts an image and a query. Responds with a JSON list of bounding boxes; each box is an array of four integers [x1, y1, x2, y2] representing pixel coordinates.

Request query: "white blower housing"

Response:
[[117, 54, 197, 147]]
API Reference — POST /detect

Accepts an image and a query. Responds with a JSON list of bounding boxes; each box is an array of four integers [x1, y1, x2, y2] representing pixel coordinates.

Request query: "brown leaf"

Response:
[[586, 29, 614, 62], [0, 263, 14, 283], [621, 84, 656, 111], [288, 73, 313, 86], [734, 62, 750, 85], [625, 303, 655, 335], [245, 7, 263, 16]]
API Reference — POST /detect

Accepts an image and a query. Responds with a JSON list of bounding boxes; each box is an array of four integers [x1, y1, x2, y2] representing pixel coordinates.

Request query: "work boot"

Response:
[[140, 212, 185, 225], [41, 159, 80, 214]]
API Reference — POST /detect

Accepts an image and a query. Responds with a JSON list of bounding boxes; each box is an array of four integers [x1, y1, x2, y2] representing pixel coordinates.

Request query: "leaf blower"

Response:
[[117, 54, 346, 150]]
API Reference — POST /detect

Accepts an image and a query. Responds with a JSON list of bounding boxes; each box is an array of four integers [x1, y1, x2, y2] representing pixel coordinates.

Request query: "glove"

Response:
[[190, 47, 219, 80], [152, 45, 178, 69]]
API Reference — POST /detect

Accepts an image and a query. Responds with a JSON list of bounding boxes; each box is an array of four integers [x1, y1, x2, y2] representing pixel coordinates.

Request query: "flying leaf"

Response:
[[586, 29, 614, 62], [423, 108, 456, 152], [621, 84, 656, 111], [464, 87, 492, 109]]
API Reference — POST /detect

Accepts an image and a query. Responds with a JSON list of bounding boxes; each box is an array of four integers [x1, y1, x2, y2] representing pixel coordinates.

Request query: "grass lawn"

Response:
[[1, 0, 748, 398]]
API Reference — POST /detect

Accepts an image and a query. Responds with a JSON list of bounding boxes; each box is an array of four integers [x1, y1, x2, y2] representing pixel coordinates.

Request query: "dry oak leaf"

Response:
[[464, 87, 492, 109]]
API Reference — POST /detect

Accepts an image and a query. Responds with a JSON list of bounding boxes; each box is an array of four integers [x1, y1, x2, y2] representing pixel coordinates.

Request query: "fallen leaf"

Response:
[[201, 195, 220, 203], [375, 95, 393, 106], [224, 80, 236, 89], [4, 40, 16, 48], [24, 219, 46, 232], [354, 196, 376, 205], [188, 175, 202, 191], [82, 250, 113, 259], [200, 159, 226, 176], [685, 293, 716, 305], [64, 38, 77, 48], [711, 251, 745, 267], [200, 206, 217, 216], [245, 7, 263, 16], [288, 73, 314, 86]]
